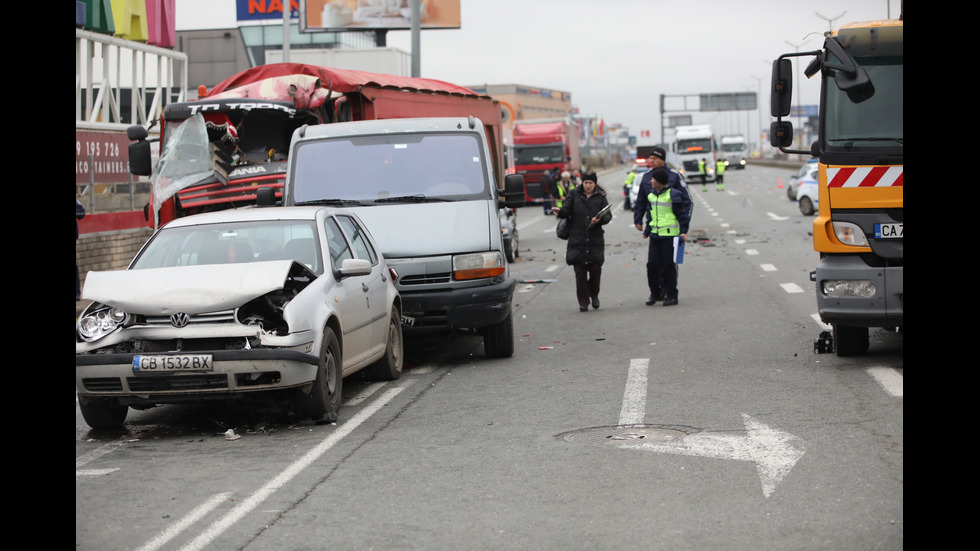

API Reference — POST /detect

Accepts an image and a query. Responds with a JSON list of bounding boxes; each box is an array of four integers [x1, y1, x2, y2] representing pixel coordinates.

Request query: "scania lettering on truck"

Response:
[[128, 63, 508, 228], [512, 117, 581, 204], [720, 134, 748, 169], [282, 117, 527, 357], [770, 16, 903, 356], [672, 124, 718, 182]]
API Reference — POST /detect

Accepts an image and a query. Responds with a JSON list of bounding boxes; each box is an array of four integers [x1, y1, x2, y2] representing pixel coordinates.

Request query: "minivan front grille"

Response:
[[399, 272, 452, 286]]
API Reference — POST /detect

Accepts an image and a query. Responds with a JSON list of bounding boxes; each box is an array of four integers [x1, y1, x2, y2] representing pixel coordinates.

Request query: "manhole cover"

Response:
[[559, 424, 695, 446]]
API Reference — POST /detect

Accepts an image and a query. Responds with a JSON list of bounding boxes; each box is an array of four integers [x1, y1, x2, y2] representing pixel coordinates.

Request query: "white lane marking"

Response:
[[619, 359, 649, 426], [811, 314, 831, 330], [868, 367, 903, 397], [745, 249, 759, 255], [76, 468, 118, 477], [780, 283, 805, 293], [767, 212, 790, 221], [760, 264, 777, 272], [177, 381, 414, 551], [135, 493, 233, 551], [76, 437, 135, 475], [343, 382, 386, 406], [545, 265, 559, 273]]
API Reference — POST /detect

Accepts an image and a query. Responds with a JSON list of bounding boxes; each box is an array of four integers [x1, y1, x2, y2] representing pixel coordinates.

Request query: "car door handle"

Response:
[[362, 282, 370, 293]]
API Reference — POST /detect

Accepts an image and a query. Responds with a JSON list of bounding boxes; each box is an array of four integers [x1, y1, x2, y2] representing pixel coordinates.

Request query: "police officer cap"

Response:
[[648, 147, 666, 161], [651, 167, 669, 185]]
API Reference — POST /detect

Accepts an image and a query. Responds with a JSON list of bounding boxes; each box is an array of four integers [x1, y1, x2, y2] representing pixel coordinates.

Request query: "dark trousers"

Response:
[[646, 237, 678, 299], [573, 264, 602, 307]]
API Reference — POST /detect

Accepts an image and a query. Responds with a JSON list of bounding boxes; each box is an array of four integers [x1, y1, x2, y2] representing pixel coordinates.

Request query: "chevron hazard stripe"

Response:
[[826, 166, 903, 188]]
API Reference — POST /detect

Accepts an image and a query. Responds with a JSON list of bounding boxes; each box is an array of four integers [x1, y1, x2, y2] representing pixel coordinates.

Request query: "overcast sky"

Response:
[[175, 0, 902, 145]]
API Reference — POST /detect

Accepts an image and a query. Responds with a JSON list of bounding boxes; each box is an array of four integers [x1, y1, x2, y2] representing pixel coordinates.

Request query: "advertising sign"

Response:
[[236, 0, 299, 21], [76, 130, 132, 184], [300, 0, 461, 31]]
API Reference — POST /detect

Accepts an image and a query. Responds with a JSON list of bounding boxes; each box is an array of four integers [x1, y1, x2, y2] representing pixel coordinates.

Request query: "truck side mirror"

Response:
[[823, 38, 875, 103], [256, 186, 277, 207], [502, 173, 526, 208], [769, 121, 794, 148], [127, 125, 148, 141], [128, 140, 152, 176], [770, 59, 793, 118]]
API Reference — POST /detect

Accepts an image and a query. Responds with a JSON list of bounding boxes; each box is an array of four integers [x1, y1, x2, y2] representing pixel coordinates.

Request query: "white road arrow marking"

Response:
[[619, 413, 806, 498], [767, 212, 790, 221]]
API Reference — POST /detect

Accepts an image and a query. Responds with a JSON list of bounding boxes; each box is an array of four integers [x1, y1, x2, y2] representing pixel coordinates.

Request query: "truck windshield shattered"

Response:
[[291, 133, 490, 204]]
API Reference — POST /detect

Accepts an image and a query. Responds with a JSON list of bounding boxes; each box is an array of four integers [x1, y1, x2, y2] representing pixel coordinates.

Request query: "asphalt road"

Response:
[[76, 164, 902, 551]]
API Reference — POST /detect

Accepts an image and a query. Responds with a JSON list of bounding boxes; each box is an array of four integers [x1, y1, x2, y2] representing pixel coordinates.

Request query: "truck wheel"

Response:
[[799, 196, 814, 215], [297, 327, 342, 422], [483, 311, 514, 358], [834, 324, 869, 357], [364, 308, 404, 381], [79, 397, 128, 430]]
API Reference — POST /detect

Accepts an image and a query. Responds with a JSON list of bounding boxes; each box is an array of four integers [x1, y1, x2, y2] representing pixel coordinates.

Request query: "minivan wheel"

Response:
[[483, 311, 514, 358]]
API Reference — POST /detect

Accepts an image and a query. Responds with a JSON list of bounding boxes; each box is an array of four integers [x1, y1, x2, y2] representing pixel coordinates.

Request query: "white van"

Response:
[[282, 117, 527, 357]]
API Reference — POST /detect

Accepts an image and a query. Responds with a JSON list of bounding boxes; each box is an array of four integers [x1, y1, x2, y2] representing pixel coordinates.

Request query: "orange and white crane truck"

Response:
[[770, 16, 903, 356]]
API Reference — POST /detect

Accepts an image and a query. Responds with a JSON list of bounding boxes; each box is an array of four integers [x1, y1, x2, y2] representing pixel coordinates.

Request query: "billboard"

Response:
[[300, 0, 461, 31], [699, 92, 758, 112]]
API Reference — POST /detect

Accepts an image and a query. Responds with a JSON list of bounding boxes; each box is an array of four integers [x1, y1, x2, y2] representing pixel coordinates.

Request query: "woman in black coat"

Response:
[[552, 171, 613, 312]]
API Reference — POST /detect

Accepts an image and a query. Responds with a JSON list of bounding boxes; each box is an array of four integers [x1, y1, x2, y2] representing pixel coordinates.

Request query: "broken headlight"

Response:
[[77, 305, 130, 342]]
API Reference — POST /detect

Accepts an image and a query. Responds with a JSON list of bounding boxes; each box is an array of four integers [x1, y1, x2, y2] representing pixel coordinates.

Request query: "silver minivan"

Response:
[[282, 117, 526, 357]]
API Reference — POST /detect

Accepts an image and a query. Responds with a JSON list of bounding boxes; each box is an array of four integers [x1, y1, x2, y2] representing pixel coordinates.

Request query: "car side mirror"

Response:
[[339, 258, 372, 277]]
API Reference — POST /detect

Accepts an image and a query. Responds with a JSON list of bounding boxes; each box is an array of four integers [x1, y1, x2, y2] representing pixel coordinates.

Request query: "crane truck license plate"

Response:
[[874, 223, 903, 239]]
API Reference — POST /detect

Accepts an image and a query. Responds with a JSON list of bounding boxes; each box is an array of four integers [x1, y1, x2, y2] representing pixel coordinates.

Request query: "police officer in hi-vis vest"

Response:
[[632, 164, 693, 306]]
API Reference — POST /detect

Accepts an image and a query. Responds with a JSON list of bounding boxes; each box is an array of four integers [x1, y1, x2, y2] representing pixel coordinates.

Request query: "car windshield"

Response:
[[291, 133, 490, 204], [131, 220, 321, 274]]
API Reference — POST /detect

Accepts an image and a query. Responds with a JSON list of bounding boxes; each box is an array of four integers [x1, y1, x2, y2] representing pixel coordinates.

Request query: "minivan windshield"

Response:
[[291, 133, 490, 204]]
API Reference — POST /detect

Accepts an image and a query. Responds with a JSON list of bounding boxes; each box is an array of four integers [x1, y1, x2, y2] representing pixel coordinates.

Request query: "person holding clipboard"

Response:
[[551, 171, 613, 312], [633, 166, 693, 306]]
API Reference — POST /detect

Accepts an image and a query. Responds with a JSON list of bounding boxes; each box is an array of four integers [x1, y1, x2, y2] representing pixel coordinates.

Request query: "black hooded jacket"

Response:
[[556, 185, 612, 265]]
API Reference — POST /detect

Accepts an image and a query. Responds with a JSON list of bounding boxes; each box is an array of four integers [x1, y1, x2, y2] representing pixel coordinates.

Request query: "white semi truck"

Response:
[[720, 134, 748, 169], [673, 124, 717, 183]]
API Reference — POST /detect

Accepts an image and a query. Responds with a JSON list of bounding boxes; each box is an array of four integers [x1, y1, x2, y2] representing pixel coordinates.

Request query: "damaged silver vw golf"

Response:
[[75, 206, 403, 430]]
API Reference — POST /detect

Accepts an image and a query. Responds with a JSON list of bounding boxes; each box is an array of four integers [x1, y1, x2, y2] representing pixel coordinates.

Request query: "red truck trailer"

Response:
[[511, 117, 581, 204], [128, 63, 508, 227]]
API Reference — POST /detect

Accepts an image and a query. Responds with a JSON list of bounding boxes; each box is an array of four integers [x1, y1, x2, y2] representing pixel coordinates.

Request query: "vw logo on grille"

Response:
[[170, 312, 190, 328]]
